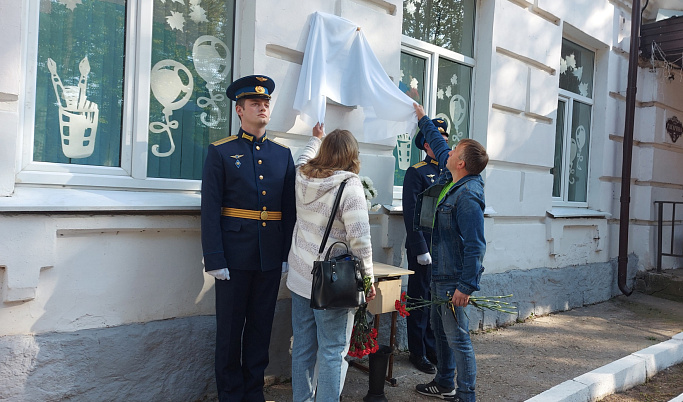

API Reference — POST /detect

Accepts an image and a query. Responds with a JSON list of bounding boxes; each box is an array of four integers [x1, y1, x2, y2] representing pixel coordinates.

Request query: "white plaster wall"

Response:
[[485, 169, 553, 217], [494, 0, 561, 67], [605, 27, 683, 270], [487, 109, 556, 167], [249, 0, 402, 214], [2, 0, 674, 347], [0, 215, 215, 336], [253, 0, 402, 141], [0, 0, 406, 343], [0, 1, 21, 196], [479, 0, 624, 274], [538, 0, 615, 46], [483, 219, 550, 273]]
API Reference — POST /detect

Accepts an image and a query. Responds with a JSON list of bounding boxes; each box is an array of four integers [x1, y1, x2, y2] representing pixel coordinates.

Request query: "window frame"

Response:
[[393, 35, 475, 201], [18, 0, 236, 192], [552, 90, 594, 208], [552, 36, 596, 208]]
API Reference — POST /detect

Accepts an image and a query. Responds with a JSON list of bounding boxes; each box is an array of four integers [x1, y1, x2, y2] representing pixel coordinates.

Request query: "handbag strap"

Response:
[[317, 178, 350, 257]]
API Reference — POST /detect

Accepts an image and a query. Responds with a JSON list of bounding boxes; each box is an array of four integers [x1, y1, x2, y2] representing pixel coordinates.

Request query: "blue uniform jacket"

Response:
[[201, 129, 296, 272], [402, 156, 442, 256]]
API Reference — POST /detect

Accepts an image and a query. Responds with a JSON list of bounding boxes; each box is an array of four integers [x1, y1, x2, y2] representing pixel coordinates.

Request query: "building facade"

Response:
[[1, 0, 682, 400]]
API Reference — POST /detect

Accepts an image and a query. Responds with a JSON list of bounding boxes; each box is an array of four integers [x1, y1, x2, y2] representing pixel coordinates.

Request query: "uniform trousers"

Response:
[[215, 268, 281, 402], [406, 250, 436, 358]]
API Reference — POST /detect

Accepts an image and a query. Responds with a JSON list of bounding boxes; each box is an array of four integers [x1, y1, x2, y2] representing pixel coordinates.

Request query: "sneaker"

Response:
[[409, 354, 436, 374], [415, 380, 456, 399]]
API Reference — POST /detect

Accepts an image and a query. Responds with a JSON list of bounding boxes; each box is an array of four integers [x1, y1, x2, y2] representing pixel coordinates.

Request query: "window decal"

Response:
[[559, 40, 594, 99], [193, 35, 231, 128], [149, 60, 194, 157], [434, 95, 467, 147], [561, 53, 589, 97], [47, 57, 100, 159], [396, 133, 413, 170], [58, 0, 82, 11], [166, 11, 186, 31], [189, 0, 208, 23], [569, 125, 586, 185]]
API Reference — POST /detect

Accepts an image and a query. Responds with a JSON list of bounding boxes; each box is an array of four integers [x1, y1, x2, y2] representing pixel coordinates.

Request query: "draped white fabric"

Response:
[[293, 12, 417, 144]]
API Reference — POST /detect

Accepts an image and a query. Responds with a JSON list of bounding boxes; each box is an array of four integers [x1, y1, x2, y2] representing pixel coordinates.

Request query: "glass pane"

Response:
[[394, 52, 427, 186], [402, 0, 476, 57], [435, 57, 471, 147], [147, 0, 235, 180], [34, 0, 125, 166], [559, 39, 594, 98], [567, 101, 591, 202], [552, 100, 566, 198]]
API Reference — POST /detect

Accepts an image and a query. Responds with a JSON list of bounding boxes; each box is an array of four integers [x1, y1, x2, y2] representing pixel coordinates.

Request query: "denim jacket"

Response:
[[414, 116, 486, 295]]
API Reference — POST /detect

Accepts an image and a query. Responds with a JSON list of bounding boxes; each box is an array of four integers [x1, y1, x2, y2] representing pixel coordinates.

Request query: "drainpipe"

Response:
[[617, 0, 643, 296]]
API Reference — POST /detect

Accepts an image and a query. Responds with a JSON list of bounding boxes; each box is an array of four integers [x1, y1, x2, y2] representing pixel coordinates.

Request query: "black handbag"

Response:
[[310, 179, 366, 310]]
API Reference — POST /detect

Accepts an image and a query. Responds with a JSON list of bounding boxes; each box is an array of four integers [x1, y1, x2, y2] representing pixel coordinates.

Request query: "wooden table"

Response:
[[350, 262, 413, 386]]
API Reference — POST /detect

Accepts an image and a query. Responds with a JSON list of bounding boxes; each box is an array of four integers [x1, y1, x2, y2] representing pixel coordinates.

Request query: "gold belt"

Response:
[[221, 207, 282, 221]]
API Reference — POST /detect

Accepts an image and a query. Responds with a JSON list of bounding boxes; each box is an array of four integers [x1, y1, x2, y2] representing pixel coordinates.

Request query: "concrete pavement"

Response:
[[263, 270, 683, 401], [525, 331, 683, 401]]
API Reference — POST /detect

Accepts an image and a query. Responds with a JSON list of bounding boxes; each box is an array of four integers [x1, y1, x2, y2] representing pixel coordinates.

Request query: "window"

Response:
[[553, 39, 595, 204], [394, 0, 475, 188], [24, 0, 235, 188]]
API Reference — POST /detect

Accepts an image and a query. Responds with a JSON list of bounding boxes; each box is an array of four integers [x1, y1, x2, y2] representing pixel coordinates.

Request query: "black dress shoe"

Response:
[[409, 354, 436, 374]]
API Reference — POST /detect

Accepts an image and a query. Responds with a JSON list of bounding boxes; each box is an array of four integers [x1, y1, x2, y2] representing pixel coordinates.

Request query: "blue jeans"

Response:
[[431, 282, 477, 402], [291, 292, 354, 402]]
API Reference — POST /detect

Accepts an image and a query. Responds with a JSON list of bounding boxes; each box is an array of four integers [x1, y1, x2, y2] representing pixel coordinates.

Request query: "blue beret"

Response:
[[226, 75, 275, 101], [432, 119, 449, 136], [415, 119, 449, 150]]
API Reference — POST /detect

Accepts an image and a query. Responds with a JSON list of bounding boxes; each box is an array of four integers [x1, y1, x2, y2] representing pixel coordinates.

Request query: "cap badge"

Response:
[[255, 86, 265, 94], [230, 154, 244, 168], [438, 127, 445, 133]]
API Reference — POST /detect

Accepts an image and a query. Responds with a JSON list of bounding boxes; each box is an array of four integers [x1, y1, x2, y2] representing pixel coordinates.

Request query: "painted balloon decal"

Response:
[[569, 125, 586, 184], [193, 35, 231, 127], [149, 60, 194, 157]]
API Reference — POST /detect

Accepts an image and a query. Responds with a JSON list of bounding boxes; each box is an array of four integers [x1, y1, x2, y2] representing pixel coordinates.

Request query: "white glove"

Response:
[[417, 252, 432, 265], [282, 262, 289, 274], [207, 268, 230, 280]]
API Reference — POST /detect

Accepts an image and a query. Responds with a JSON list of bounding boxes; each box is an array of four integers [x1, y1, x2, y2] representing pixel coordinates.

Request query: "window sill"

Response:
[[378, 204, 498, 217], [546, 207, 611, 218], [0, 186, 201, 213]]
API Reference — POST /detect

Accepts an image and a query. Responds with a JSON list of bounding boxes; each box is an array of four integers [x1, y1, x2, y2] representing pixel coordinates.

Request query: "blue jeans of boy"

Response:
[[431, 282, 477, 402], [291, 292, 354, 402]]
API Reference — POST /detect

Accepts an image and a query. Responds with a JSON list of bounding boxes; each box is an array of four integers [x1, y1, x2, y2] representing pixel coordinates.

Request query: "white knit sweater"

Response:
[[286, 137, 374, 299]]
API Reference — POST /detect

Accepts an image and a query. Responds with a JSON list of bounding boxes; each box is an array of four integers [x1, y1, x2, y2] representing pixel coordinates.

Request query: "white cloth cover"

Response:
[[293, 12, 417, 143]]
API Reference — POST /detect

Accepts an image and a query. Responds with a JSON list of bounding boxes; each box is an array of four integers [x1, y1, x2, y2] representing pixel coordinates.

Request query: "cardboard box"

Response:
[[367, 277, 402, 315]]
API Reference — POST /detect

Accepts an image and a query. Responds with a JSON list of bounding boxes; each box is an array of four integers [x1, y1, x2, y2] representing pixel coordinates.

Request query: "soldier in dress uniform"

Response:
[[402, 119, 449, 374], [201, 75, 296, 402]]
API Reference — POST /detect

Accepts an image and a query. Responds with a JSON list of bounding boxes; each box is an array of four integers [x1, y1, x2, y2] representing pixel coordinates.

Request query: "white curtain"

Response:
[[293, 12, 417, 144]]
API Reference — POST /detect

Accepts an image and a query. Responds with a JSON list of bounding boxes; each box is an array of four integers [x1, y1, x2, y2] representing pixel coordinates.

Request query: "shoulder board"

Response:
[[212, 136, 237, 146], [412, 161, 427, 169], [267, 138, 289, 149]]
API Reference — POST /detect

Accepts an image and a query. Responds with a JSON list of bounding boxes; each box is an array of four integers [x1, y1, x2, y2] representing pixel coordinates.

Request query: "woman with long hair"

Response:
[[287, 123, 376, 401]]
